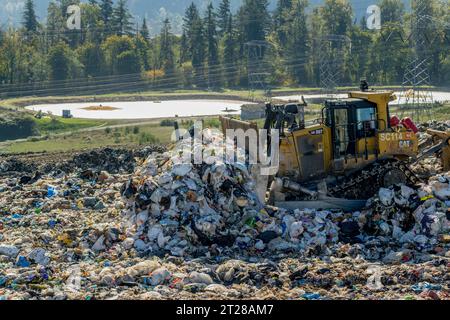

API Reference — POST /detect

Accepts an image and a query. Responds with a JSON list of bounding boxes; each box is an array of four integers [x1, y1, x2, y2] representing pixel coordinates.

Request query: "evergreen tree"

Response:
[[217, 0, 231, 37], [379, 0, 405, 24], [159, 18, 175, 76], [205, 3, 220, 87], [22, 0, 38, 33], [140, 18, 150, 42], [223, 15, 237, 86], [371, 1, 406, 83], [349, 25, 373, 83], [135, 35, 150, 71], [82, 2, 103, 44], [183, 2, 200, 61], [286, 0, 310, 84], [309, 7, 323, 85], [100, 0, 114, 35], [54, 0, 82, 47], [237, 0, 271, 42], [113, 0, 134, 36], [183, 3, 205, 83], [319, 0, 353, 36], [274, 0, 292, 44], [0, 29, 4, 47], [180, 31, 189, 64], [46, 1, 65, 45], [371, 23, 408, 84]]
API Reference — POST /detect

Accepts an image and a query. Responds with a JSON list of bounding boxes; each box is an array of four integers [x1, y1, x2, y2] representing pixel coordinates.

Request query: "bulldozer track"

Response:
[[328, 160, 422, 200]]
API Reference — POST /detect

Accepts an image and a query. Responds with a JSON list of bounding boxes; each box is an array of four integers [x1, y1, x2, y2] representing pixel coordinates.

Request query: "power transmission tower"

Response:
[[318, 35, 352, 94], [399, 0, 435, 120], [245, 40, 271, 101]]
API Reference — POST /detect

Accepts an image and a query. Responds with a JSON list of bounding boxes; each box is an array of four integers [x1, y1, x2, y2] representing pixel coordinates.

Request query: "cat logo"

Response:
[[399, 140, 411, 148]]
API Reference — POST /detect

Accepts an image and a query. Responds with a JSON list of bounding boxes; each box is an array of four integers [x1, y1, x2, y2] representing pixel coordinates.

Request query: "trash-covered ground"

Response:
[[418, 120, 450, 132], [0, 146, 166, 177], [0, 133, 449, 300]]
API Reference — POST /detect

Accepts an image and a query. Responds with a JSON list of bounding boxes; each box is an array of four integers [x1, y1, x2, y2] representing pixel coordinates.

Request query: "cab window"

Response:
[[356, 107, 377, 137]]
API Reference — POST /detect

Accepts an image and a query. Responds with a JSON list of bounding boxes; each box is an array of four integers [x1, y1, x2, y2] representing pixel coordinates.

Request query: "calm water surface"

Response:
[[26, 100, 248, 119]]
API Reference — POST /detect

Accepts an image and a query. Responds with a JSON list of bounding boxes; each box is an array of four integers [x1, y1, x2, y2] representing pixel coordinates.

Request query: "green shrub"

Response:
[[0, 115, 40, 142], [138, 132, 158, 145], [204, 118, 221, 128]]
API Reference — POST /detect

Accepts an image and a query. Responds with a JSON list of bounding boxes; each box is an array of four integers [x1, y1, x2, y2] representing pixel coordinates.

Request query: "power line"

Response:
[[0, 44, 407, 98], [398, 0, 437, 121], [0, 46, 379, 97]]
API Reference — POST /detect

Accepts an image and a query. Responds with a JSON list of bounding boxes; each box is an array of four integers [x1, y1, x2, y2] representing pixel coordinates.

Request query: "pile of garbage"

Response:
[[359, 182, 450, 261], [0, 146, 166, 177], [0, 158, 31, 174], [0, 136, 448, 300], [55, 146, 166, 174], [120, 130, 449, 260], [120, 129, 266, 257]]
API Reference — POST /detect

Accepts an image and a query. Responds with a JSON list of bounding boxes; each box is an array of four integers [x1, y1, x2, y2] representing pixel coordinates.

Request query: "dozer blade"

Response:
[[271, 177, 367, 211], [275, 197, 367, 212], [416, 129, 450, 172], [219, 116, 258, 135]]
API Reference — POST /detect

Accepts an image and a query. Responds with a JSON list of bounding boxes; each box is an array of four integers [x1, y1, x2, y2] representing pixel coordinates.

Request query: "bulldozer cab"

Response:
[[325, 98, 379, 161]]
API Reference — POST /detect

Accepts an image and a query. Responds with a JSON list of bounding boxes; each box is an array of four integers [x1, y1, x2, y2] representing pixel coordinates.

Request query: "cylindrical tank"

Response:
[[401, 117, 419, 134], [390, 115, 400, 127]]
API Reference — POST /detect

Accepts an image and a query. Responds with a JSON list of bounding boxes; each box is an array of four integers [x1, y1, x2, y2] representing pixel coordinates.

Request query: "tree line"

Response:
[[0, 0, 449, 97]]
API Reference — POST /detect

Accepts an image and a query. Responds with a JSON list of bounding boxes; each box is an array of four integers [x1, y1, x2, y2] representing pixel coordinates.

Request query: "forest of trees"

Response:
[[0, 0, 449, 97]]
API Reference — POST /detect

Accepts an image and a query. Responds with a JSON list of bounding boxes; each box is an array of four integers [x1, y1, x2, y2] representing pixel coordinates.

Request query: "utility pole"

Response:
[[398, 0, 435, 120], [245, 40, 271, 101], [318, 35, 352, 95]]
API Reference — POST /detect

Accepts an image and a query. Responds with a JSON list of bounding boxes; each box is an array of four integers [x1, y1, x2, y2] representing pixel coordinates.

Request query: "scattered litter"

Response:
[[0, 137, 448, 300]]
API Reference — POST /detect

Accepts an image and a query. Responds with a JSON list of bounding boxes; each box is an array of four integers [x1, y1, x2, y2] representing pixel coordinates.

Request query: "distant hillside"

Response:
[[0, 0, 410, 34]]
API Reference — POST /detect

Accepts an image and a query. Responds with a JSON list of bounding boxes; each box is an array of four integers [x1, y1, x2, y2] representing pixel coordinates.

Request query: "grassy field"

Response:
[[0, 117, 223, 154], [34, 117, 119, 134], [2, 124, 170, 153], [432, 104, 450, 120]]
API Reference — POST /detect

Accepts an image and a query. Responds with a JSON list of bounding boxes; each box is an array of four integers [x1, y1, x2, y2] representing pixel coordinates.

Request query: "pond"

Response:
[[25, 100, 248, 120]]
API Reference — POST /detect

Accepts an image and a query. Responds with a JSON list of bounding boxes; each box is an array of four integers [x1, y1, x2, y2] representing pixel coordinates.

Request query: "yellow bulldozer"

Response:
[[220, 82, 449, 210]]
